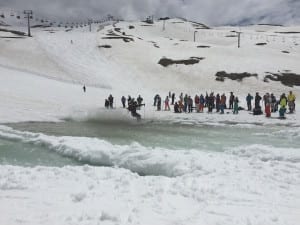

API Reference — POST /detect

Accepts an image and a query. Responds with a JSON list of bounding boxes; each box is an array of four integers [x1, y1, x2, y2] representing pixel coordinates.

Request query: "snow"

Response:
[[1, 15, 300, 225]]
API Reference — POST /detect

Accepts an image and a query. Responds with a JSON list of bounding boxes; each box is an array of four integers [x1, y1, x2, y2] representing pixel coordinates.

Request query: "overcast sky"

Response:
[[1, 0, 299, 26]]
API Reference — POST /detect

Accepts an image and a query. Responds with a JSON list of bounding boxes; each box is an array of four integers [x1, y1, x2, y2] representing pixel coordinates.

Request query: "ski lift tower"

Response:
[[24, 10, 33, 37], [237, 31, 242, 48], [88, 19, 93, 32], [194, 31, 198, 42]]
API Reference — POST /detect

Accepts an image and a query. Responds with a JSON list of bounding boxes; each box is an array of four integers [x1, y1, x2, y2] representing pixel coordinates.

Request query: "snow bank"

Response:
[[0, 154, 299, 225], [0, 125, 299, 178]]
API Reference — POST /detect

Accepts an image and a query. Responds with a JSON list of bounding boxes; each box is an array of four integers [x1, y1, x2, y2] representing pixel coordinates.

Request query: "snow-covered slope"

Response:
[[1, 16, 300, 123], [1, 13, 300, 225]]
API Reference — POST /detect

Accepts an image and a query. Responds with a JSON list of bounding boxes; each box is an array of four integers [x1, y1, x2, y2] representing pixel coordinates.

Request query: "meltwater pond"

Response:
[[0, 120, 299, 169]]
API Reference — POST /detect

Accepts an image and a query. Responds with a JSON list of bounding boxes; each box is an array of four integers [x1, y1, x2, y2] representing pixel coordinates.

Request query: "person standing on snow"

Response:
[[137, 95, 143, 105], [229, 92, 234, 109], [157, 95, 162, 111], [265, 101, 271, 117], [199, 94, 205, 112], [171, 93, 176, 105], [255, 92, 262, 109], [188, 96, 193, 113], [220, 93, 226, 114], [108, 94, 114, 108], [137, 95, 143, 110], [233, 97, 239, 114], [105, 99, 109, 109], [246, 93, 253, 111], [279, 93, 288, 118], [153, 94, 159, 106], [215, 93, 220, 112], [83, 85, 86, 93], [178, 100, 184, 113], [207, 93, 214, 113], [183, 94, 188, 113], [271, 93, 277, 112], [287, 91, 296, 113], [121, 96, 126, 108], [165, 96, 170, 111], [194, 95, 200, 112], [174, 102, 180, 113]]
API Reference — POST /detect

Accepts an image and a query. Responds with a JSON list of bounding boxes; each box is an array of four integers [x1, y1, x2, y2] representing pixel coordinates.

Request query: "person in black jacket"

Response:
[[255, 92, 262, 109], [128, 100, 145, 120], [121, 96, 126, 108], [229, 92, 234, 109]]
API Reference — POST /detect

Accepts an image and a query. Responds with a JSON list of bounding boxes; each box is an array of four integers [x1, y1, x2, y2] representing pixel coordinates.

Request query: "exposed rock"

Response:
[[102, 36, 134, 43], [256, 43, 267, 46], [275, 31, 300, 34], [264, 72, 300, 87], [197, 45, 210, 48], [158, 57, 204, 67], [0, 28, 26, 36], [215, 71, 258, 82], [98, 45, 112, 48]]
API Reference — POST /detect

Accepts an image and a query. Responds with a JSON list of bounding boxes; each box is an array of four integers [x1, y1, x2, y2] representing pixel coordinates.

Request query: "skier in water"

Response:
[[287, 91, 296, 113], [127, 99, 144, 121]]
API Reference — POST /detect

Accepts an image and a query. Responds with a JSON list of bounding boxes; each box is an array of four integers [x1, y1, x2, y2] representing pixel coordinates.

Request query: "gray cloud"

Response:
[[0, 0, 299, 26]]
